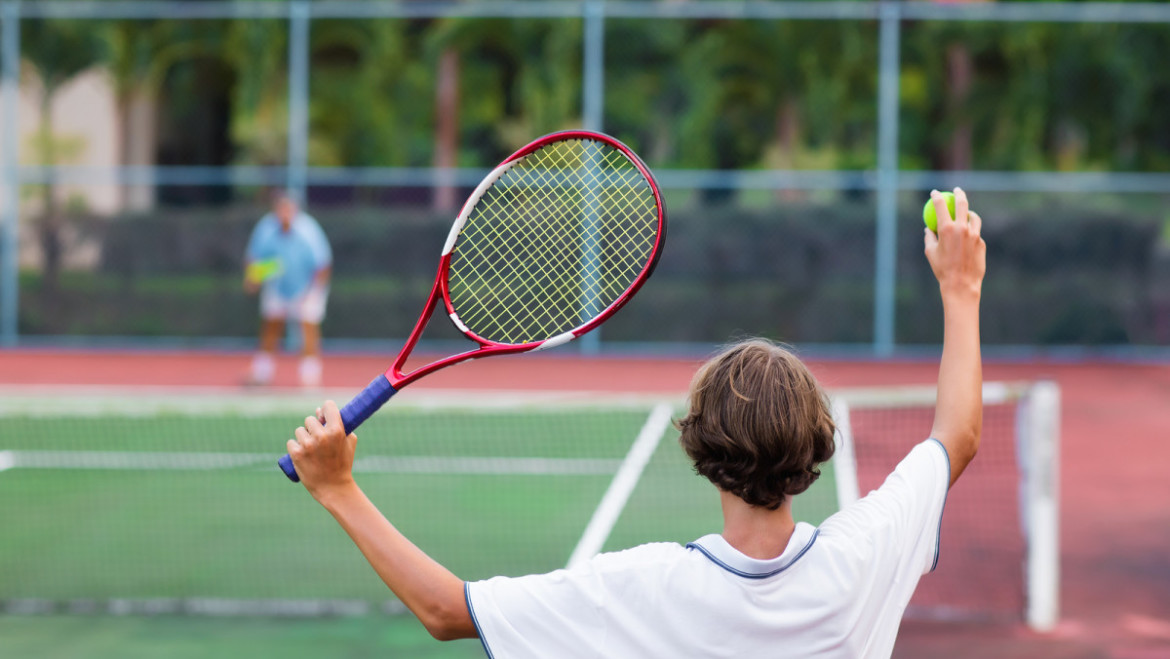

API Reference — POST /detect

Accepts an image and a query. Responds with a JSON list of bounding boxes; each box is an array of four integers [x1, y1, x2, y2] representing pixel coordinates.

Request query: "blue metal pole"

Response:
[[579, 0, 605, 355], [283, 0, 311, 352], [0, 1, 20, 347], [873, 1, 900, 357], [582, 0, 605, 133], [287, 0, 310, 200]]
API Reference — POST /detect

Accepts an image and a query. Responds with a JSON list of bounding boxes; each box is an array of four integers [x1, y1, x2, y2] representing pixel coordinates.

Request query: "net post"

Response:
[[1019, 381, 1061, 631], [829, 397, 860, 507]]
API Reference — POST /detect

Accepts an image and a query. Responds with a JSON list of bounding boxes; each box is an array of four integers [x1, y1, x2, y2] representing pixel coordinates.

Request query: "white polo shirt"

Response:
[[465, 439, 950, 659]]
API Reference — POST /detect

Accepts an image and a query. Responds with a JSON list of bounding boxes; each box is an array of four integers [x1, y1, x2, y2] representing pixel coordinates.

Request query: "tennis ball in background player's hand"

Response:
[[245, 259, 282, 284], [922, 191, 955, 234]]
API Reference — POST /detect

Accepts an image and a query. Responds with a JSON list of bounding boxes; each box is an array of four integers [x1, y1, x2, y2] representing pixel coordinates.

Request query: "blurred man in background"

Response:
[[243, 191, 332, 388]]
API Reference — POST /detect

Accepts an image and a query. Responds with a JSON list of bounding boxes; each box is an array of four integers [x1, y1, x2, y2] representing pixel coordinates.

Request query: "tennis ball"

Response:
[[245, 259, 281, 284], [922, 191, 955, 233]]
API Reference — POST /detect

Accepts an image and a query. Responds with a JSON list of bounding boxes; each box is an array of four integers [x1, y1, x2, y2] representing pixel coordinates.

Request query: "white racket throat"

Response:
[[534, 331, 576, 351], [448, 311, 470, 334], [441, 159, 520, 256]]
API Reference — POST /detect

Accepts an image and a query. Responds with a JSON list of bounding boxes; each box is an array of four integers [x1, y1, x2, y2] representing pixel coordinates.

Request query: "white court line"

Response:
[[0, 450, 620, 476], [0, 385, 683, 417], [5, 451, 274, 470], [2, 597, 391, 618], [566, 403, 674, 569], [354, 456, 620, 476]]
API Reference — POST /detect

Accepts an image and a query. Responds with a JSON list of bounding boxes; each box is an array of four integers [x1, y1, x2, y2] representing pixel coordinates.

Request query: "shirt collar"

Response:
[[687, 522, 819, 579]]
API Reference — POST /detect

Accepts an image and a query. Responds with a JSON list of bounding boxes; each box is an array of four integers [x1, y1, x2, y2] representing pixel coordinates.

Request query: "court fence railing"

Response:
[[2, 1, 1170, 354]]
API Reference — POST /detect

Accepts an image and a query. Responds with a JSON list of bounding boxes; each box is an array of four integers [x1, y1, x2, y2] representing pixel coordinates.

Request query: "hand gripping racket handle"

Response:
[[278, 374, 398, 482]]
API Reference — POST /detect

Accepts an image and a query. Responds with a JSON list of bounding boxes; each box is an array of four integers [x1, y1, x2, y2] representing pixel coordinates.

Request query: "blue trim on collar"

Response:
[[926, 438, 951, 573], [464, 582, 495, 659], [686, 528, 820, 579]]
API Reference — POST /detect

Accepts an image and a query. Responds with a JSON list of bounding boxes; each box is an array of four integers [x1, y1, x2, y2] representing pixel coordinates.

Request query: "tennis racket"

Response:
[[278, 130, 666, 482]]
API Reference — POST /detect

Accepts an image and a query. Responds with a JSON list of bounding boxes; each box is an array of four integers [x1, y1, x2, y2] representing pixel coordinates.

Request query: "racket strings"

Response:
[[447, 138, 659, 345]]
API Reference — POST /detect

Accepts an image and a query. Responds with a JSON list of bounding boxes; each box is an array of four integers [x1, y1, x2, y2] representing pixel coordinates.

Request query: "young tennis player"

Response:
[[285, 187, 985, 657]]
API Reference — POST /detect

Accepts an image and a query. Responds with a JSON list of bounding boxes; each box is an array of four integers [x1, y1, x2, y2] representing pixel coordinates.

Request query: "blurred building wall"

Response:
[[10, 66, 120, 270]]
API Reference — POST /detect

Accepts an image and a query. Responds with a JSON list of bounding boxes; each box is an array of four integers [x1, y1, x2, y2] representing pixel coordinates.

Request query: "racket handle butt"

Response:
[[278, 454, 300, 482]]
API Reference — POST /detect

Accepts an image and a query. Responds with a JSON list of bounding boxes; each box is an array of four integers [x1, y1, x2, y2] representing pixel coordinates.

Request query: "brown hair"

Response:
[[676, 339, 836, 510]]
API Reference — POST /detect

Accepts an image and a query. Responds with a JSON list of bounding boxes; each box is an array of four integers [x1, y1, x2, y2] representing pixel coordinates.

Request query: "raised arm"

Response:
[[286, 401, 477, 640], [924, 188, 987, 487]]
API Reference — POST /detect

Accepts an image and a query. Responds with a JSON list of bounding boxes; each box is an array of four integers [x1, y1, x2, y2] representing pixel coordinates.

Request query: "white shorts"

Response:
[[261, 284, 329, 324]]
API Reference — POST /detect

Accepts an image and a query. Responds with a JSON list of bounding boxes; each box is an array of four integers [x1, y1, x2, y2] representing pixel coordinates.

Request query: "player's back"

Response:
[[467, 440, 949, 659]]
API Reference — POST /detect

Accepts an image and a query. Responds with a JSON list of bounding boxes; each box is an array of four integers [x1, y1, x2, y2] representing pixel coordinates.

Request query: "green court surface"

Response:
[[0, 615, 487, 659], [0, 399, 838, 656]]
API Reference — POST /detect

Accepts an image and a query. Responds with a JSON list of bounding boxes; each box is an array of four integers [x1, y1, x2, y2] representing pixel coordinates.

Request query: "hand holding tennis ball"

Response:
[[923, 190, 959, 233], [923, 187, 985, 300]]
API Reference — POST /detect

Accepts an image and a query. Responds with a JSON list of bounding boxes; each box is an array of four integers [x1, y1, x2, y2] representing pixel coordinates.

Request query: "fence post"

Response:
[[873, 0, 901, 357], [579, 0, 605, 355], [287, 0, 310, 200], [0, 0, 19, 347]]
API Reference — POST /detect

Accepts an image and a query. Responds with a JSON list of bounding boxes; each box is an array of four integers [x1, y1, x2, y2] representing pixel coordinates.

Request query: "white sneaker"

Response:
[[246, 352, 275, 387], [299, 356, 322, 388]]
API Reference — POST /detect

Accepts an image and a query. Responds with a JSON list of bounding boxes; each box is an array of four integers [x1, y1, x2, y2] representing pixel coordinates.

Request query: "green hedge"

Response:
[[17, 198, 1170, 345]]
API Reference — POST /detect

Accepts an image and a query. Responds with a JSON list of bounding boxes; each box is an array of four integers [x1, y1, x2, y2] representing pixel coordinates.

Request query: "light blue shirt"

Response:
[[245, 211, 332, 299]]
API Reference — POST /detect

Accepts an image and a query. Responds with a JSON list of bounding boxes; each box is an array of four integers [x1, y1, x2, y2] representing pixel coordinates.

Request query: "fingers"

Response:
[[968, 210, 982, 235], [953, 187, 969, 224], [305, 413, 325, 437], [924, 226, 939, 252], [292, 426, 314, 461], [295, 425, 311, 444], [290, 401, 342, 452], [930, 190, 952, 226], [321, 400, 343, 431]]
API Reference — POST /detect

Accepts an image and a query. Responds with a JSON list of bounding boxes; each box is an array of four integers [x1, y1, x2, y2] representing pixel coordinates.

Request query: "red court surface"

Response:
[[2, 348, 1168, 658]]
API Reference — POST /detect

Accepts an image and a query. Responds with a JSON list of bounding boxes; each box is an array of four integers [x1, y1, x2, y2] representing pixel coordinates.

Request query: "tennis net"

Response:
[[0, 382, 1057, 629], [834, 381, 1061, 631]]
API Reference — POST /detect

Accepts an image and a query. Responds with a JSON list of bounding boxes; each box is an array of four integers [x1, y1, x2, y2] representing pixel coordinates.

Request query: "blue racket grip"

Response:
[[278, 374, 398, 483]]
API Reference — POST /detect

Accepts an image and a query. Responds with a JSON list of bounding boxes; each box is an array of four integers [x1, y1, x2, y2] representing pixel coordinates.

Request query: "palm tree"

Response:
[[426, 17, 583, 166]]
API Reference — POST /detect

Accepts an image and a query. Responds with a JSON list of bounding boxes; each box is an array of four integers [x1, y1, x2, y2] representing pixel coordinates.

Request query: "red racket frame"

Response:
[[386, 129, 666, 390], [279, 130, 664, 482]]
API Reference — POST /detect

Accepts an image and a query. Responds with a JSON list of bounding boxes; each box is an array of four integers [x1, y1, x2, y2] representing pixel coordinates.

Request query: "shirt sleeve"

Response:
[[466, 566, 605, 659], [828, 439, 951, 576], [301, 215, 332, 270], [879, 438, 950, 574], [244, 215, 272, 262]]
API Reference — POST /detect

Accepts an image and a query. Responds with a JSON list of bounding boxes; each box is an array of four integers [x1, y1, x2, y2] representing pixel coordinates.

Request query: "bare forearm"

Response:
[[314, 266, 331, 286], [932, 295, 982, 485], [317, 484, 475, 640]]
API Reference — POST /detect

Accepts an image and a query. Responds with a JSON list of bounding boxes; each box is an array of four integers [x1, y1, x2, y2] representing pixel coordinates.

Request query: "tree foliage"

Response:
[[19, 12, 1170, 174]]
